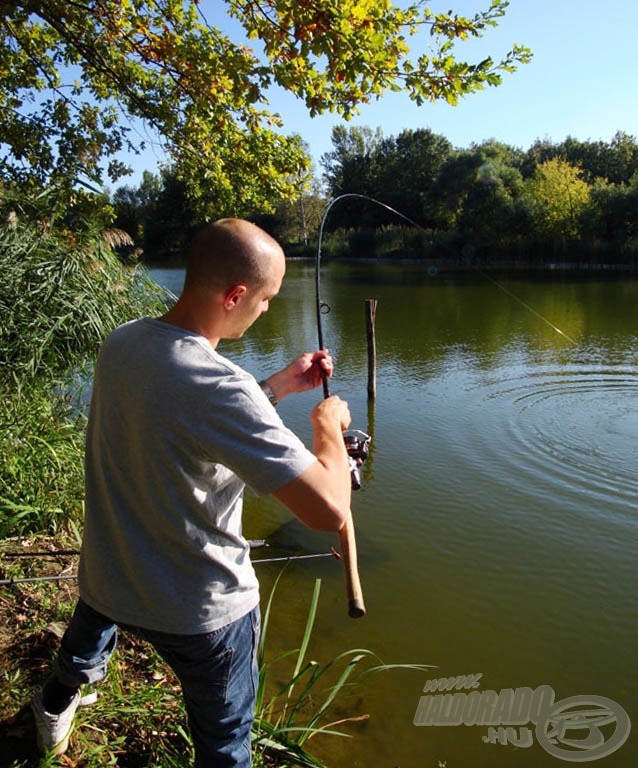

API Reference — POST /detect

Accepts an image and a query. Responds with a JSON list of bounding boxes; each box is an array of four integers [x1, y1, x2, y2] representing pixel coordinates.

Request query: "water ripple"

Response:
[[489, 366, 638, 515]]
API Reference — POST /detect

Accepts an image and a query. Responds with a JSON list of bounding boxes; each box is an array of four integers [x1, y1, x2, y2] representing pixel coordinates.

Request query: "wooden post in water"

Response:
[[365, 299, 378, 399]]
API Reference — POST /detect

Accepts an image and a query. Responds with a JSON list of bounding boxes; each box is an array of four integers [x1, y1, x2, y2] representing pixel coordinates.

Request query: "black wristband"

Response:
[[258, 379, 278, 406]]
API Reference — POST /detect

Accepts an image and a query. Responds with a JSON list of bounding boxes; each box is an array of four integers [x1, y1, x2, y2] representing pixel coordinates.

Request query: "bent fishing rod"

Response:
[[315, 194, 428, 619], [315, 194, 421, 620], [314, 192, 579, 618]]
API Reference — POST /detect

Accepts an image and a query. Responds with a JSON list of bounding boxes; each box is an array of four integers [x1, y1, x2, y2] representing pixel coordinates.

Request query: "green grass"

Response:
[[0, 382, 87, 537], [0, 536, 204, 767]]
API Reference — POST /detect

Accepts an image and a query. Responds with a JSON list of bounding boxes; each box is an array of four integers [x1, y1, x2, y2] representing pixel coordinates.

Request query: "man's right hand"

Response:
[[310, 395, 352, 434], [273, 395, 352, 532]]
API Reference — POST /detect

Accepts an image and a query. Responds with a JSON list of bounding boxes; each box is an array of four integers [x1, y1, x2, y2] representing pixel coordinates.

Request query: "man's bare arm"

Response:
[[273, 395, 351, 531]]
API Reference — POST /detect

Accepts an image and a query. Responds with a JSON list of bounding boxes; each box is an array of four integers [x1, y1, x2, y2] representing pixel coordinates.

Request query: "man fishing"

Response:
[[31, 218, 353, 766]]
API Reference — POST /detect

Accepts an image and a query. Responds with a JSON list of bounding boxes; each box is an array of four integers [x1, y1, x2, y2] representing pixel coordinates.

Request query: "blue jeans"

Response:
[[55, 599, 260, 767]]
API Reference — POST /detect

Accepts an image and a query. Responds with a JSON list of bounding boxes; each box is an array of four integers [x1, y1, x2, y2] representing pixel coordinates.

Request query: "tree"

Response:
[[586, 176, 638, 242], [522, 139, 560, 179], [321, 126, 452, 228], [427, 141, 527, 243], [112, 171, 162, 244], [320, 125, 384, 228], [274, 178, 327, 248], [374, 128, 452, 225], [1, 1, 531, 215], [525, 158, 591, 238], [560, 131, 638, 186], [523, 132, 638, 186], [141, 169, 199, 261], [321, 125, 384, 194], [272, 136, 325, 246], [459, 166, 526, 245]]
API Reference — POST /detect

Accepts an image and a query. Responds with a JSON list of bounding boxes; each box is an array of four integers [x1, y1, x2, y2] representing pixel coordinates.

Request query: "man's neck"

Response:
[[158, 304, 221, 349]]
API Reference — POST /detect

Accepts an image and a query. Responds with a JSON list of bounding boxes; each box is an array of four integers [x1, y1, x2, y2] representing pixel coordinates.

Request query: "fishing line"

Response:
[[315, 193, 577, 361], [479, 271, 577, 345]]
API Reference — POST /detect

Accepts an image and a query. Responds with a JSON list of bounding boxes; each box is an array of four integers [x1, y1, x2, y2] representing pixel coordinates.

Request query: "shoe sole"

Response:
[[39, 733, 70, 756]]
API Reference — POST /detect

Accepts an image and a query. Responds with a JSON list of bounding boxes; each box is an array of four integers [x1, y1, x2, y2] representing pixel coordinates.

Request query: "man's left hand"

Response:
[[265, 350, 333, 401]]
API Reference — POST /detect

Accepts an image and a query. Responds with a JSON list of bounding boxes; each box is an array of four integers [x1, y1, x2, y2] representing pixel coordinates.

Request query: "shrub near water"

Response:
[[0, 381, 87, 536], [0, 214, 171, 535], [0, 218, 169, 379]]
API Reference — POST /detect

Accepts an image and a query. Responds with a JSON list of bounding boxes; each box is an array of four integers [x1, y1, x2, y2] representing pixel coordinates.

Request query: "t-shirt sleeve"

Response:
[[192, 370, 317, 496]]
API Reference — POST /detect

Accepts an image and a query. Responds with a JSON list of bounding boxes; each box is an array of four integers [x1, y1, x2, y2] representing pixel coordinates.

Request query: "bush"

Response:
[[0, 219, 169, 380], [0, 380, 87, 536], [0, 193, 172, 534]]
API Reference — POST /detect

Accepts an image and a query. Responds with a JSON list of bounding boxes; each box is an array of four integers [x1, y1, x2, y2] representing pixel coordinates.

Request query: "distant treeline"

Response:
[[113, 127, 638, 267]]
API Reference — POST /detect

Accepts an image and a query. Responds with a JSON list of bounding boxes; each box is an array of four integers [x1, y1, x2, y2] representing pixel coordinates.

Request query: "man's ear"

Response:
[[223, 284, 248, 310]]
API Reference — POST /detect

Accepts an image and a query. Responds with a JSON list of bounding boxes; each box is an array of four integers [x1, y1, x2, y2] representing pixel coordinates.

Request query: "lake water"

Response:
[[151, 262, 638, 768]]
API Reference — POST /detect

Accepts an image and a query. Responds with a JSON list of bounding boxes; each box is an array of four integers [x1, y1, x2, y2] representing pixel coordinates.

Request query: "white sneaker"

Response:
[[31, 689, 81, 755]]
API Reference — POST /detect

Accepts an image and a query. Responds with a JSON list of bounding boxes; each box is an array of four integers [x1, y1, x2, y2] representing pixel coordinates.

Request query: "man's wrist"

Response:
[[259, 379, 278, 406]]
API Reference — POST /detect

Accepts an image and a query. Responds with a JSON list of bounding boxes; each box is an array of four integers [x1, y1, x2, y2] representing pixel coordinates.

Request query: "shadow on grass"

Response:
[[0, 704, 38, 767]]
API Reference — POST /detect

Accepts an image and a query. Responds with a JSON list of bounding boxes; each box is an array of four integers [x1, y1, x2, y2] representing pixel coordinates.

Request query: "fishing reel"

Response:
[[344, 429, 371, 491]]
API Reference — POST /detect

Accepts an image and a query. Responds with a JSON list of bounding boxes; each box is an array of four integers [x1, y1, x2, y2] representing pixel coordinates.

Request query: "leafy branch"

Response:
[[0, 1, 531, 215]]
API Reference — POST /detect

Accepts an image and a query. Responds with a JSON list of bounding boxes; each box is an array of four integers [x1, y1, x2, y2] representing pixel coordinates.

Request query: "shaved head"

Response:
[[160, 218, 286, 346], [184, 219, 284, 293]]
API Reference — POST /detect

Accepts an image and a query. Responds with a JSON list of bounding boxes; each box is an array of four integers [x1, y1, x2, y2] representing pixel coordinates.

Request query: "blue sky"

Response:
[[122, 0, 638, 185]]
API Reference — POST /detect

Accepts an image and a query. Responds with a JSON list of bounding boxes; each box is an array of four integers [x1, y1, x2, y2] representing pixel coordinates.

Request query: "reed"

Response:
[[252, 572, 432, 766], [1, 210, 171, 535]]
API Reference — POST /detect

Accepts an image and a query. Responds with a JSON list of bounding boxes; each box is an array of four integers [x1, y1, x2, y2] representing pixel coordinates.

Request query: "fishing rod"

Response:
[[315, 195, 417, 620], [315, 192, 578, 618], [0, 550, 343, 587], [315, 193, 429, 493], [316, 194, 443, 619], [1, 540, 269, 559]]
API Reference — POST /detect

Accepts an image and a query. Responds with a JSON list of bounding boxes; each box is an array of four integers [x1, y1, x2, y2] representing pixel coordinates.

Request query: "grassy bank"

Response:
[[0, 532, 197, 767]]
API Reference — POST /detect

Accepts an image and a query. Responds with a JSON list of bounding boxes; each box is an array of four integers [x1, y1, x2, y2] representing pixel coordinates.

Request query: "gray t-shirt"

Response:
[[78, 318, 316, 633]]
